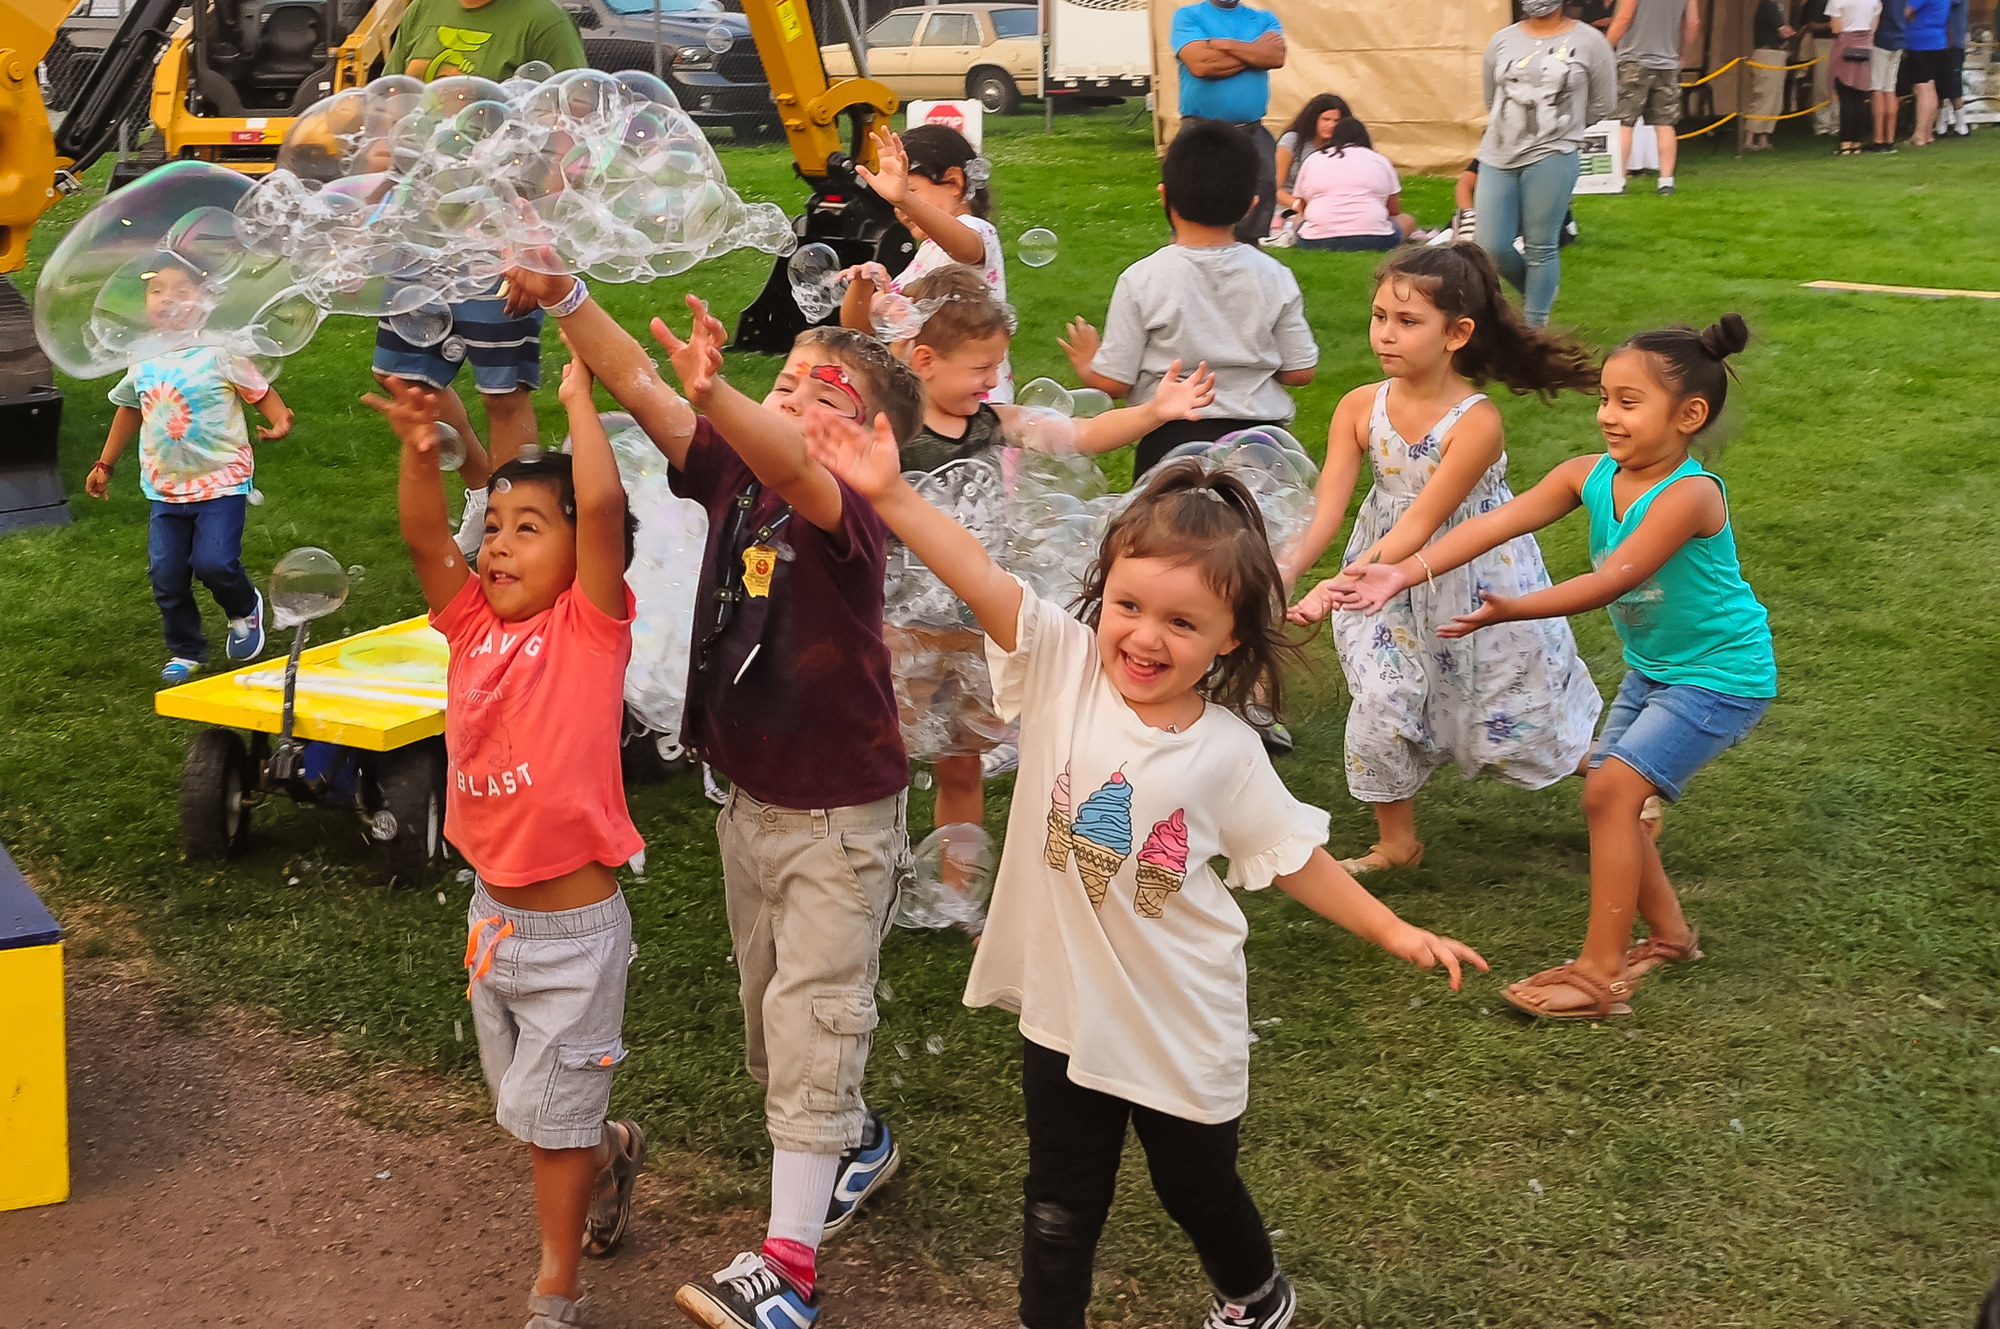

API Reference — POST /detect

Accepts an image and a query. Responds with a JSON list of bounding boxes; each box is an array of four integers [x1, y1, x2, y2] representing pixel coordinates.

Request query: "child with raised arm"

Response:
[[364, 354, 647, 1329], [87, 257, 293, 682], [818, 414, 1486, 1329], [500, 269, 925, 1329], [1280, 245, 1602, 874], [1058, 120, 1318, 477], [1307, 316, 1773, 1020]]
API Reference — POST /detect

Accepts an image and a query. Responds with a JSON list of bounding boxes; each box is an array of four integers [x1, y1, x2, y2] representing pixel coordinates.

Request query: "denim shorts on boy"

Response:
[[375, 293, 544, 395], [1590, 669, 1770, 803], [466, 882, 632, 1150], [1614, 62, 1683, 125], [718, 788, 905, 1154]]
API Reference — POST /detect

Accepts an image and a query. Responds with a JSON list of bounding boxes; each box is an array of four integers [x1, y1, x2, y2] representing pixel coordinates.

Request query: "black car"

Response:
[[565, 0, 777, 136]]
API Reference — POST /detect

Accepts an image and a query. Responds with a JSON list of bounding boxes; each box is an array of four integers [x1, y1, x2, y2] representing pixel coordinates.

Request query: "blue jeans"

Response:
[[1590, 669, 1770, 802], [148, 494, 256, 661], [1474, 151, 1581, 327]]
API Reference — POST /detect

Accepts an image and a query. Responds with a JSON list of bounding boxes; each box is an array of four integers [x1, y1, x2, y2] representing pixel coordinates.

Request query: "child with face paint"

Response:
[[840, 124, 1016, 401], [499, 267, 926, 1329]]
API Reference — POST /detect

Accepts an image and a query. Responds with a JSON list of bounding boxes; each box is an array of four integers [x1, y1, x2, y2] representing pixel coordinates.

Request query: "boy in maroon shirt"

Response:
[[502, 271, 923, 1329]]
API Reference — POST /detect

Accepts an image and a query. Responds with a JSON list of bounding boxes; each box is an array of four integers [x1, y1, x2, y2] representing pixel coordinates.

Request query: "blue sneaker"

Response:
[[675, 1251, 818, 1329], [226, 591, 265, 661], [160, 657, 202, 684], [822, 1110, 899, 1239]]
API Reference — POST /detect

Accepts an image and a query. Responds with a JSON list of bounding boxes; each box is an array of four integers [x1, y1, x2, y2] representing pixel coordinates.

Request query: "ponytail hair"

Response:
[[1324, 115, 1372, 156], [900, 123, 993, 220], [1618, 314, 1750, 436], [1373, 244, 1598, 399], [1077, 459, 1306, 722]]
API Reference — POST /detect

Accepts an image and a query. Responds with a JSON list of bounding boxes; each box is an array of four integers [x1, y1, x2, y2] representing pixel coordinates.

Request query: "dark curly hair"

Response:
[[1374, 244, 1598, 399], [1076, 459, 1306, 722]]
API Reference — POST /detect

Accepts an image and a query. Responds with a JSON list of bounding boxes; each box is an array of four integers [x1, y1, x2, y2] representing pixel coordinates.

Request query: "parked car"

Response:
[[566, 0, 778, 136], [821, 2, 1038, 115]]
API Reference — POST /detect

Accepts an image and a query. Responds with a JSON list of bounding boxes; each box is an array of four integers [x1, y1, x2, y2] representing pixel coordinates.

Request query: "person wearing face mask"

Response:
[[1475, 0, 1616, 327], [1171, 0, 1288, 245]]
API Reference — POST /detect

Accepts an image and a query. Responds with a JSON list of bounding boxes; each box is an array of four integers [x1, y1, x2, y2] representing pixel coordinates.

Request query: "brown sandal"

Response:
[[1336, 841, 1425, 874], [1623, 925, 1702, 980], [1501, 961, 1638, 1020]]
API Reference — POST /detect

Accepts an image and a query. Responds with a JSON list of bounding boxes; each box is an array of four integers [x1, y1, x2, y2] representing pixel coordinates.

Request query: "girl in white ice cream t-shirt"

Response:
[[816, 417, 1487, 1329]]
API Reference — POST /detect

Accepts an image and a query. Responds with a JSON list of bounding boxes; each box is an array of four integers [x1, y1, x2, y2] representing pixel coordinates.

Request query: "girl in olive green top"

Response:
[[1301, 314, 1773, 1021]]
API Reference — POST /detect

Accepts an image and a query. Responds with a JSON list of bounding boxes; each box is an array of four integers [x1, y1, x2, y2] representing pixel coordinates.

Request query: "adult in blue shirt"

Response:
[[1901, 0, 1951, 145], [1171, 0, 1288, 244]]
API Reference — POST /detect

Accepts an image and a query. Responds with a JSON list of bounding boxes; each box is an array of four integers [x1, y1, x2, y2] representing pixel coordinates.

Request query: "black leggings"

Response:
[[1019, 1040, 1275, 1329], [1134, 417, 1279, 478], [1837, 82, 1871, 141]]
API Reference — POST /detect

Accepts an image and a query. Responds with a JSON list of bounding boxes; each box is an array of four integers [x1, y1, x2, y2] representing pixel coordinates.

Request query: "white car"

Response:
[[821, 3, 1040, 114]]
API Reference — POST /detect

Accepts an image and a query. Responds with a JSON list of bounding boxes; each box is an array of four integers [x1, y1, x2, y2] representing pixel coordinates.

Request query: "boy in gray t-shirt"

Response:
[[1060, 120, 1318, 477], [1607, 0, 1700, 194]]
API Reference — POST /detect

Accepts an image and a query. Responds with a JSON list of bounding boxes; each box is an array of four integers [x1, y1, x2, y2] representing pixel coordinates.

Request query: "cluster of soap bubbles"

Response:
[[896, 822, 995, 934], [233, 67, 796, 338], [600, 416, 708, 752], [269, 546, 352, 628], [35, 161, 318, 380], [786, 243, 846, 322]]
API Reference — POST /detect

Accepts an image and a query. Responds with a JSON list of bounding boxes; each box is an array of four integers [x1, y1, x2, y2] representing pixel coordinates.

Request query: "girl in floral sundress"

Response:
[[1282, 244, 1602, 872]]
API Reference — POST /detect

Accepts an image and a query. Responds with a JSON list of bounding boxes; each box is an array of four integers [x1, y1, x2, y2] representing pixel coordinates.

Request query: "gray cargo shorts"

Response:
[[719, 788, 907, 1154], [466, 883, 632, 1150]]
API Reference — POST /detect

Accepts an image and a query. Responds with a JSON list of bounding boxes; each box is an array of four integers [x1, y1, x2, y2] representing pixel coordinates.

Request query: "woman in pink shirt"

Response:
[[1291, 118, 1416, 253]]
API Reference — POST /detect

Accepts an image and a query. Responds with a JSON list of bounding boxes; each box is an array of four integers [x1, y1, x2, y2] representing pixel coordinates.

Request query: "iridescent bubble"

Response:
[[432, 420, 467, 473], [1070, 388, 1114, 418], [1015, 377, 1074, 415], [1017, 227, 1059, 268], [387, 300, 451, 347], [269, 547, 351, 627], [705, 24, 734, 53], [896, 823, 995, 930], [514, 60, 557, 83], [786, 242, 844, 322]]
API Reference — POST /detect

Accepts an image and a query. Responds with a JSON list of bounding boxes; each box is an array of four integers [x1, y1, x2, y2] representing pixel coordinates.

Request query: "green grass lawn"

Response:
[[5, 109, 1999, 1327]]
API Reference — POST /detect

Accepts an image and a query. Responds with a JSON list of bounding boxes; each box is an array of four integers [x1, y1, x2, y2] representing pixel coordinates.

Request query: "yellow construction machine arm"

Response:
[[331, 0, 412, 91], [0, 0, 71, 273], [739, 0, 897, 181]]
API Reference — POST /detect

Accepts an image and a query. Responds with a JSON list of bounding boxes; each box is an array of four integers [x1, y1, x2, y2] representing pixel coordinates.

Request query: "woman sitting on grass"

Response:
[[1289, 118, 1416, 253], [1304, 315, 1775, 1020]]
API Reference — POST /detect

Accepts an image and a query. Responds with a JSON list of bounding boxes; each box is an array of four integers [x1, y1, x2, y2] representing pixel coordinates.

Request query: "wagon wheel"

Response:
[[181, 729, 254, 860]]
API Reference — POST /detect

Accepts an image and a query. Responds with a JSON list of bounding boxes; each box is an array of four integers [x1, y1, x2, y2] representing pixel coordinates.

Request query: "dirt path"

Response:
[[0, 949, 1012, 1329]]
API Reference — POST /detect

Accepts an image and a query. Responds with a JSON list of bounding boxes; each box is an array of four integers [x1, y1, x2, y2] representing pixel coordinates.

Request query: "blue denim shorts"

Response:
[[374, 294, 543, 394], [1590, 670, 1770, 802]]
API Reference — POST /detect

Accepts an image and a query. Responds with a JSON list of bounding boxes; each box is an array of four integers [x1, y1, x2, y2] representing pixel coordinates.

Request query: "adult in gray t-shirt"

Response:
[[1473, 4, 1615, 327], [1607, 0, 1701, 194]]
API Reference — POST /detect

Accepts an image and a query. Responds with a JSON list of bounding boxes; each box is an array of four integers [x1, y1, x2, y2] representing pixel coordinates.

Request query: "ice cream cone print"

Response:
[[1044, 765, 1073, 870], [1133, 809, 1189, 919], [1069, 770, 1133, 910]]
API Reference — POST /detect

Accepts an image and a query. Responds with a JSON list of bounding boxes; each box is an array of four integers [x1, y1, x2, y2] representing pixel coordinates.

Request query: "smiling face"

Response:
[[1095, 555, 1240, 716], [896, 168, 967, 241], [480, 477, 576, 621], [911, 333, 1008, 417], [1597, 348, 1707, 469], [765, 353, 869, 431], [1370, 276, 1471, 378], [144, 264, 207, 333]]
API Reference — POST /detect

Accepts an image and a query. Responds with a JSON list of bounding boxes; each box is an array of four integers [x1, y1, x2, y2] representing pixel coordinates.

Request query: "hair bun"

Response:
[[1699, 313, 1750, 360]]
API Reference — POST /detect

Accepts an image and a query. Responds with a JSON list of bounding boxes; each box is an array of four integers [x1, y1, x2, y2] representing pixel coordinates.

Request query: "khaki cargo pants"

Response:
[[719, 787, 906, 1153]]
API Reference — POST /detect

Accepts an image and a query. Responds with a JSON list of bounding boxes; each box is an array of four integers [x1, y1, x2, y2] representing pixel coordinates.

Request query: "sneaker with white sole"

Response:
[[676, 1251, 818, 1329], [822, 1110, 899, 1239], [226, 590, 265, 661], [455, 486, 490, 559], [160, 657, 202, 684], [1204, 1274, 1298, 1329], [980, 741, 1020, 777]]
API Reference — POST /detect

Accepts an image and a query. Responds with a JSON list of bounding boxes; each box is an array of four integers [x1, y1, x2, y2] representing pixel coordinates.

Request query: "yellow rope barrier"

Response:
[[1675, 112, 1738, 138], [1746, 55, 1825, 70], [1680, 57, 1742, 87], [1744, 99, 1832, 120]]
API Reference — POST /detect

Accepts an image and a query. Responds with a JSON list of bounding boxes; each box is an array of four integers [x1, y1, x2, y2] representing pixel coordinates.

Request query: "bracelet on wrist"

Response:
[[542, 277, 589, 318], [1413, 552, 1438, 593], [91, 459, 113, 473]]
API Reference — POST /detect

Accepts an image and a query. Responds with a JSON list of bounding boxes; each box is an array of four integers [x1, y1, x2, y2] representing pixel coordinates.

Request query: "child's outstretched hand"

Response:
[[1058, 317, 1100, 378], [256, 398, 294, 441], [651, 293, 726, 404], [1150, 360, 1216, 421], [499, 267, 575, 319], [855, 128, 909, 204], [1326, 561, 1409, 616], [1286, 574, 1357, 625], [1377, 921, 1488, 992], [359, 375, 444, 458], [558, 341, 596, 411], [837, 261, 892, 288], [1438, 590, 1515, 639], [808, 411, 902, 504]]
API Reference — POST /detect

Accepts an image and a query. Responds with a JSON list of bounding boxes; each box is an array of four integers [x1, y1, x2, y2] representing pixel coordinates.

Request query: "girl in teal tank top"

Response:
[[1295, 314, 1774, 1022]]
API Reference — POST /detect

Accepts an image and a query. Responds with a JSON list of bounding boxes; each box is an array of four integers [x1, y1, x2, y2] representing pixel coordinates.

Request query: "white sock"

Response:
[[766, 1149, 841, 1249], [1658, 175, 1675, 188]]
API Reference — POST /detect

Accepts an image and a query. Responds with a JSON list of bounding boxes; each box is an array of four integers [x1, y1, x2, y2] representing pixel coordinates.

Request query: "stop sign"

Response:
[[924, 104, 966, 134]]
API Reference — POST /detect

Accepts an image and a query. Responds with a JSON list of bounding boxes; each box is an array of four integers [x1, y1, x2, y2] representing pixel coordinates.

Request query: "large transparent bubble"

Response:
[[34, 161, 301, 380], [269, 547, 351, 627], [896, 822, 996, 932]]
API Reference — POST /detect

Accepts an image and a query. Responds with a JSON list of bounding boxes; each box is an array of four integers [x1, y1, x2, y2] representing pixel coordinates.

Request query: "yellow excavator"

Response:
[[0, 0, 904, 528]]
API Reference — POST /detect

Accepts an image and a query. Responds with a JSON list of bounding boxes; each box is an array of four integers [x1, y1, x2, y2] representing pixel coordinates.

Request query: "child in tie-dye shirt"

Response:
[[87, 259, 293, 682]]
